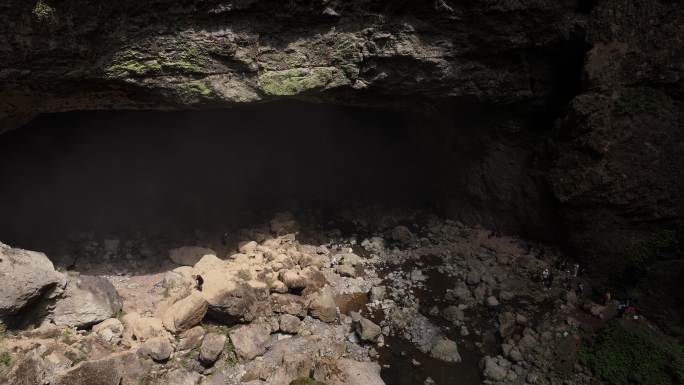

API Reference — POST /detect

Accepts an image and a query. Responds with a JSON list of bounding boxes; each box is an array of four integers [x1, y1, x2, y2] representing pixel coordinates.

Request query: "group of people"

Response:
[[606, 292, 640, 319], [539, 262, 640, 319], [540, 260, 582, 291]]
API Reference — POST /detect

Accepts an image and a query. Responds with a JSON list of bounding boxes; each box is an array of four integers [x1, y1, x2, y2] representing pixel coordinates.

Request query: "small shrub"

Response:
[[225, 338, 237, 365], [0, 351, 13, 368], [181, 348, 198, 368], [579, 320, 684, 385]]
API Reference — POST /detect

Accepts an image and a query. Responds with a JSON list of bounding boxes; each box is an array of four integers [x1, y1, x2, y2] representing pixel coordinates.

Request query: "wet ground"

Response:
[[379, 335, 482, 385]]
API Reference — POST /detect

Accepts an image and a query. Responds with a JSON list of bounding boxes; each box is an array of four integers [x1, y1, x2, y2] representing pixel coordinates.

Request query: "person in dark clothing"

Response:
[[544, 271, 554, 289]]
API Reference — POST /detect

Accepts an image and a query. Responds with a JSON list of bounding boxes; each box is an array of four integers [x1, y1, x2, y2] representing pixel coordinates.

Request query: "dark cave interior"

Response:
[[0, 102, 450, 249], [0, 100, 565, 257]]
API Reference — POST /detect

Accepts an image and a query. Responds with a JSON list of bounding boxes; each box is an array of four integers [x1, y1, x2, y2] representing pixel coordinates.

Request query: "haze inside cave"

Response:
[[0, 101, 471, 252]]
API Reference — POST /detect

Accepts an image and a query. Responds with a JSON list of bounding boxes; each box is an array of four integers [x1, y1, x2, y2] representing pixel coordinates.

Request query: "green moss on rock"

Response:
[[32, 0, 55, 23], [176, 80, 215, 103], [258, 67, 349, 96], [105, 42, 211, 78]]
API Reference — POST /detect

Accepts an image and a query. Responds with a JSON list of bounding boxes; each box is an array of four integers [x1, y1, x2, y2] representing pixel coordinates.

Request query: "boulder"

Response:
[[481, 356, 509, 382], [121, 313, 167, 342], [92, 318, 124, 343], [163, 369, 201, 385], [309, 289, 336, 323], [486, 296, 500, 307], [229, 322, 271, 360], [429, 337, 461, 363], [1, 348, 51, 385], [466, 271, 481, 285], [278, 314, 301, 334], [442, 306, 464, 323], [335, 264, 356, 277], [352, 313, 381, 342], [162, 291, 208, 333], [138, 336, 173, 362], [280, 267, 327, 294], [337, 253, 363, 267], [52, 351, 151, 385], [498, 312, 516, 338], [391, 226, 413, 244], [270, 293, 308, 317], [194, 255, 272, 322], [472, 285, 487, 303], [178, 326, 205, 351], [208, 280, 272, 323], [238, 241, 258, 254], [168, 246, 216, 266], [52, 275, 122, 328], [370, 286, 386, 302], [199, 332, 226, 365], [0, 242, 65, 316], [162, 271, 194, 294], [316, 358, 385, 385]]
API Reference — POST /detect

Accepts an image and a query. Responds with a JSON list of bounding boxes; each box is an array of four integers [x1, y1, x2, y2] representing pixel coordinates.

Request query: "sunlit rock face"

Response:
[[0, 0, 585, 129]]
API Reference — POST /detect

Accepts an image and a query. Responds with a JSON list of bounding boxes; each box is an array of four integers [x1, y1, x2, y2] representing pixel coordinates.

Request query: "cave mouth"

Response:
[[0, 101, 579, 385], [0, 100, 562, 258], [0, 101, 466, 254]]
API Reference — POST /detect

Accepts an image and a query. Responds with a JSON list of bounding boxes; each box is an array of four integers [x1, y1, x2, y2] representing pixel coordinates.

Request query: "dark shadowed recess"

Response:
[[0, 100, 561, 253]]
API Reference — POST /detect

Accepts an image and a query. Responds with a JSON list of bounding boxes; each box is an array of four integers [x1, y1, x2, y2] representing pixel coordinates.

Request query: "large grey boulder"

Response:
[[52, 351, 151, 385], [163, 369, 201, 385], [162, 291, 208, 333], [138, 336, 174, 362], [308, 289, 336, 323], [316, 358, 385, 385], [0, 242, 65, 316], [178, 326, 205, 351], [199, 332, 226, 365], [430, 337, 461, 363], [52, 275, 122, 328], [353, 314, 381, 342], [229, 322, 271, 360]]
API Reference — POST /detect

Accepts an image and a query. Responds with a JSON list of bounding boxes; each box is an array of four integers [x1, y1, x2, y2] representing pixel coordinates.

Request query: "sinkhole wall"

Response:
[[0, 0, 683, 334]]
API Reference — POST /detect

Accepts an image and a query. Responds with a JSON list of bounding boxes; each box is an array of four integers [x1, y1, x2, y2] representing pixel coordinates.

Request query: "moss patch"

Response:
[[105, 42, 211, 78], [176, 80, 215, 103], [258, 67, 349, 96], [32, 0, 55, 23], [0, 351, 13, 371], [579, 320, 684, 385]]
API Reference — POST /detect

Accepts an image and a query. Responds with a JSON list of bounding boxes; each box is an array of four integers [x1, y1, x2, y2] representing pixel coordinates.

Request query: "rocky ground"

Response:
[[0, 209, 673, 385]]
